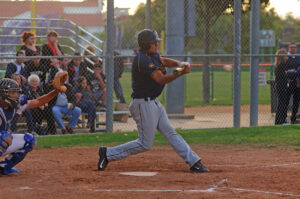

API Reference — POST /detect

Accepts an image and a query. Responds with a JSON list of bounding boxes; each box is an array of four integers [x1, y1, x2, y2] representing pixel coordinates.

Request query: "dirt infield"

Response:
[[2, 145, 300, 199]]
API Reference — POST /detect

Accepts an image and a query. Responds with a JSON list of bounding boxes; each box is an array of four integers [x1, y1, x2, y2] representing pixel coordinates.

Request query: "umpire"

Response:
[[97, 29, 209, 173]]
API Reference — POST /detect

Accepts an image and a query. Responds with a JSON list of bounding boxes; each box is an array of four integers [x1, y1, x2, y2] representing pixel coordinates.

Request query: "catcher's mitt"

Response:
[[52, 71, 68, 93]]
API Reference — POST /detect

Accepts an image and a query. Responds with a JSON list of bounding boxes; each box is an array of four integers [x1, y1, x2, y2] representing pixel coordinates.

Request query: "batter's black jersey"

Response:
[[131, 51, 165, 99]]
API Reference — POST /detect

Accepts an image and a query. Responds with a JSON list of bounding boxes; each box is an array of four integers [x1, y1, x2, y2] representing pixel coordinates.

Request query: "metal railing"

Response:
[[0, 17, 103, 58]]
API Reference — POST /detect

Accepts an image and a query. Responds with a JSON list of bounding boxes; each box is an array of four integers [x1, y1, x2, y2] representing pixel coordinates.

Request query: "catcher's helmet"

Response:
[[0, 78, 20, 109], [138, 29, 161, 48]]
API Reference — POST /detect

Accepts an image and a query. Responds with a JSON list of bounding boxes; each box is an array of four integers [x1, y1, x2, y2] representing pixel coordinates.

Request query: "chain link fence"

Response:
[[0, 0, 297, 135]]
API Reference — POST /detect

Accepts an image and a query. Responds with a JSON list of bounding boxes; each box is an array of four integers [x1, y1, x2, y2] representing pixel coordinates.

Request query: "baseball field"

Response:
[[2, 125, 300, 198], [120, 70, 272, 106]]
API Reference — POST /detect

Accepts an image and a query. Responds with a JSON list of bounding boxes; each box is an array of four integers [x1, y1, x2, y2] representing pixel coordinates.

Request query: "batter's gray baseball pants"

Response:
[[106, 98, 200, 167]]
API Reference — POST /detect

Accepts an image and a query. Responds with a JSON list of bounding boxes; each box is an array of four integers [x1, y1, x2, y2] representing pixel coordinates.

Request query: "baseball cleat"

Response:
[[98, 147, 108, 171], [190, 160, 209, 173], [0, 166, 20, 175], [66, 126, 73, 134]]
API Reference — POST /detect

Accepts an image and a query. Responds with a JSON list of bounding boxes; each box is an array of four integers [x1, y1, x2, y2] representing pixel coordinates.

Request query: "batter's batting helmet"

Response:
[[138, 29, 161, 50], [0, 78, 20, 109]]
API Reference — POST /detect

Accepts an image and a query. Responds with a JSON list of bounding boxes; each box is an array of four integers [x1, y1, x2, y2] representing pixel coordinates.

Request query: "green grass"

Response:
[[120, 70, 271, 106], [36, 125, 300, 149]]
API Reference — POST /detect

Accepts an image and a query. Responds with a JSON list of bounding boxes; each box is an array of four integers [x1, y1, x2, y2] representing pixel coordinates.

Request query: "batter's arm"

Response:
[[26, 90, 59, 110], [160, 57, 180, 68], [151, 64, 190, 85]]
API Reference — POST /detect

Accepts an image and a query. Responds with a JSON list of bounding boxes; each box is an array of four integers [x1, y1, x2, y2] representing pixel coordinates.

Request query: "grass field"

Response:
[[1, 66, 271, 106], [120, 70, 272, 106], [37, 125, 300, 149]]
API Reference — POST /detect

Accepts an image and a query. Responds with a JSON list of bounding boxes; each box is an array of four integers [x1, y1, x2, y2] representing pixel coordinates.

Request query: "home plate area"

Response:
[[2, 146, 300, 199], [119, 171, 158, 177]]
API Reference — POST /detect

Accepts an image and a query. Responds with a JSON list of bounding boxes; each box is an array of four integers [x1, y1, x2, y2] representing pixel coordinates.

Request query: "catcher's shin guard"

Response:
[[0, 133, 35, 175], [0, 131, 12, 157]]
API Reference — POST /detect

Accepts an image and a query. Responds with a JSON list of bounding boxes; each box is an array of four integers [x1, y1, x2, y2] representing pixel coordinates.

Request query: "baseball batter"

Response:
[[0, 72, 67, 175], [98, 29, 209, 173]]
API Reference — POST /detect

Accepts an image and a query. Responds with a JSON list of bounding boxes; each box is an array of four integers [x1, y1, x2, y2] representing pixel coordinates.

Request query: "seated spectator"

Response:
[[73, 76, 96, 133], [41, 30, 63, 73], [90, 63, 106, 107], [60, 57, 70, 71], [48, 59, 62, 82], [48, 58, 69, 82], [23, 52, 47, 84], [68, 52, 91, 86], [20, 31, 41, 66], [48, 72, 81, 134], [26, 74, 57, 135], [9, 73, 35, 134], [12, 73, 28, 94], [5, 50, 27, 83], [82, 45, 101, 68]]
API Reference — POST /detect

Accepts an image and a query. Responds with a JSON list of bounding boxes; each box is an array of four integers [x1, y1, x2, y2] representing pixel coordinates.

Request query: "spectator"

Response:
[[274, 48, 289, 125], [48, 58, 68, 84], [41, 30, 63, 73], [60, 57, 70, 71], [20, 31, 41, 63], [114, 51, 126, 103], [73, 76, 96, 133], [23, 52, 47, 84], [11, 73, 28, 94], [9, 73, 35, 134], [286, 42, 300, 123], [91, 63, 106, 107], [67, 52, 91, 86], [26, 74, 57, 135], [46, 58, 72, 95], [82, 45, 101, 68], [48, 72, 81, 134], [5, 50, 27, 83]]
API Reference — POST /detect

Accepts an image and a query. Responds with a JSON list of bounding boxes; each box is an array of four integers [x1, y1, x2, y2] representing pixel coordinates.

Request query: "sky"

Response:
[[114, 0, 145, 15], [269, 0, 300, 18], [113, 0, 300, 18]]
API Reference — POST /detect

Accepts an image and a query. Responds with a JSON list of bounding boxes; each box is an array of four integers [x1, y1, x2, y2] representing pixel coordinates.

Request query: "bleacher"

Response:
[[0, 17, 130, 134]]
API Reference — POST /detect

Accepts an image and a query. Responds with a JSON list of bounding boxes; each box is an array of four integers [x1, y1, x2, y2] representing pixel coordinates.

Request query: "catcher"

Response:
[[0, 71, 67, 175]]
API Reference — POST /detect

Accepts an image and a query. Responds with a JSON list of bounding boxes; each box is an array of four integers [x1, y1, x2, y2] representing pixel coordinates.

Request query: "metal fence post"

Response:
[[105, 0, 114, 133], [210, 65, 214, 100], [165, 0, 185, 114], [270, 47, 274, 80], [233, 0, 241, 127], [145, 0, 151, 29], [250, 0, 260, 126]]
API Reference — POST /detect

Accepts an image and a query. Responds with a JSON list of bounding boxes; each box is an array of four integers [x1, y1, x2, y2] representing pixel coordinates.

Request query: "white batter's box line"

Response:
[[219, 187, 300, 198], [88, 179, 227, 193], [212, 162, 300, 169]]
